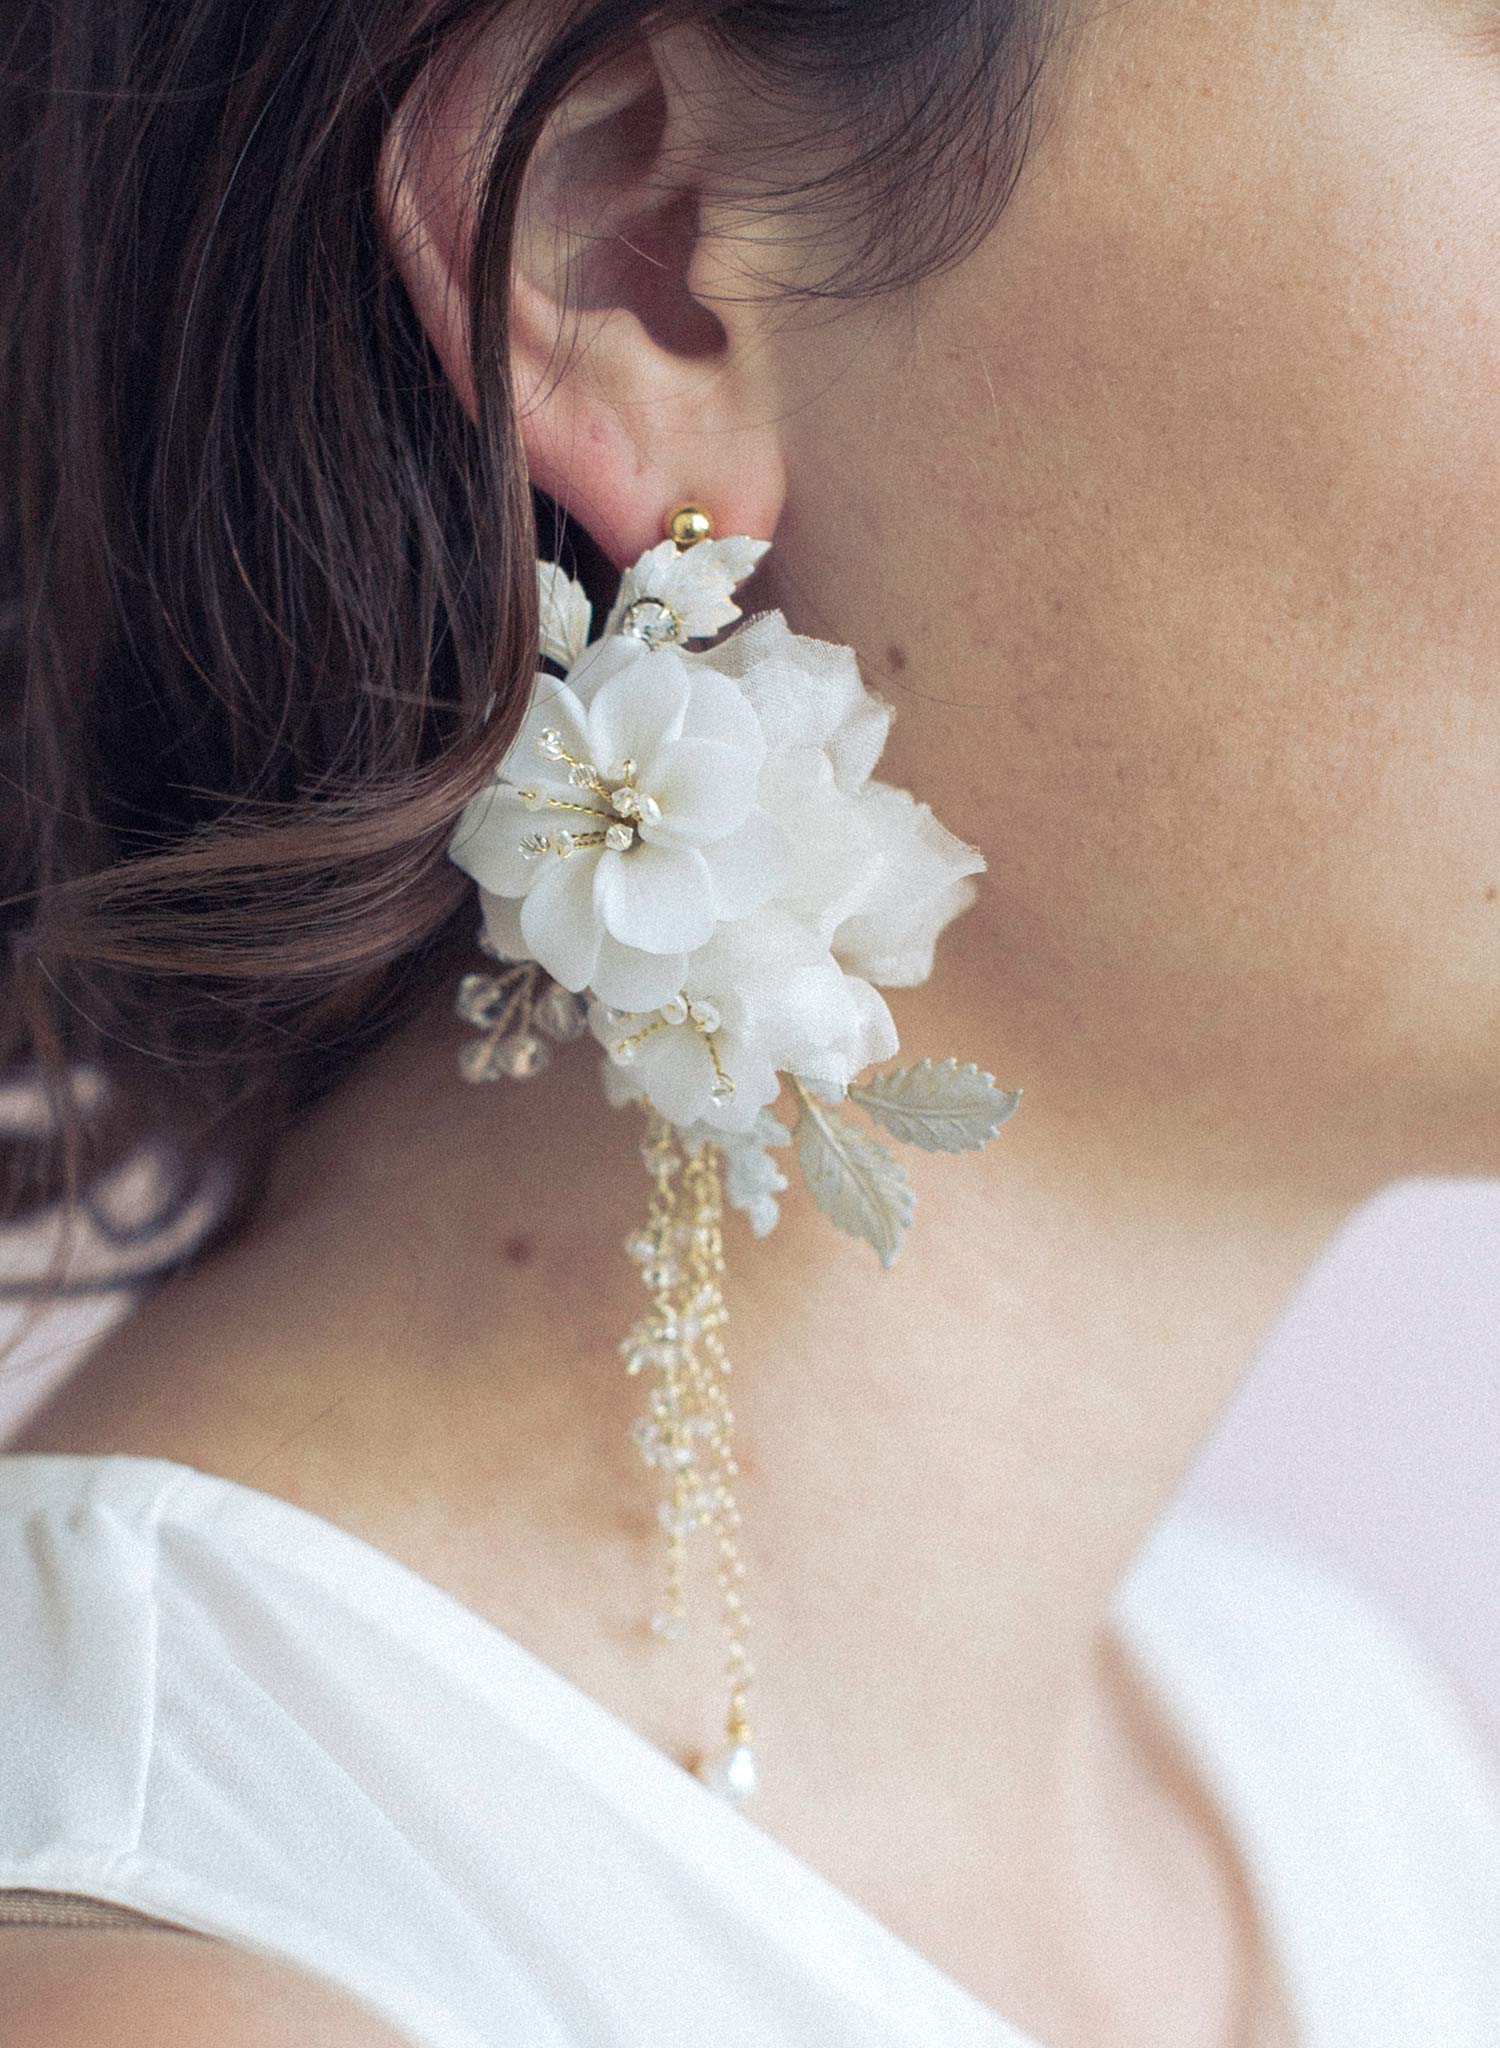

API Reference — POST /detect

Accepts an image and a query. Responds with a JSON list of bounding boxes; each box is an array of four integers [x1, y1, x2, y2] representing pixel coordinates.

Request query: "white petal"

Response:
[[598, 1043, 645, 1110], [707, 612, 883, 763], [449, 785, 546, 897], [641, 739, 760, 848], [677, 667, 766, 761], [591, 935, 687, 1012], [696, 1035, 780, 1134], [594, 841, 717, 954], [687, 534, 771, 587], [518, 850, 603, 991], [536, 561, 592, 669], [607, 536, 770, 643], [701, 812, 790, 920], [751, 952, 896, 1090], [631, 1024, 718, 1126], [478, 890, 529, 960], [827, 695, 892, 792], [666, 536, 772, 637], [584, 652, 690, 779], [606, 540, 680, 634], [758, 752, 877, 936], [839, 876, 980, 987], [563, 631, 649, 710], [508, 679, 593, 781], [832, 784, 985, 987], [687, 906, 826, 1036]]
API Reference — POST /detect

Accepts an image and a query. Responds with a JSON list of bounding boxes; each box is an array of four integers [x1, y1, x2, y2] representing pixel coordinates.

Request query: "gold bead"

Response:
[[665, 503, 713, 549]]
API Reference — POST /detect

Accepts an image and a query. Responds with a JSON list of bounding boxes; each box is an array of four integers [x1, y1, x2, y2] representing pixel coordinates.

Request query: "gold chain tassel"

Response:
[[623, 1115, 757, 1802]]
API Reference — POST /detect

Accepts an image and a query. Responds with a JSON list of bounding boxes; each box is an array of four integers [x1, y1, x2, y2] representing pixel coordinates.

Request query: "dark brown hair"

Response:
[[0, 0, 1059, 1286]]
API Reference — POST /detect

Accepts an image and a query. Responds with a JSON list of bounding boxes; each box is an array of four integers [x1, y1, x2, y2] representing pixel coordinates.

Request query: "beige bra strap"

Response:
[[0, 1887, 208, 1936]]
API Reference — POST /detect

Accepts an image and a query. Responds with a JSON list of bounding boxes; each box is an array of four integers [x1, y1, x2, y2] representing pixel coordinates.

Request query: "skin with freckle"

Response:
[[752, 0, 1500, 1187]]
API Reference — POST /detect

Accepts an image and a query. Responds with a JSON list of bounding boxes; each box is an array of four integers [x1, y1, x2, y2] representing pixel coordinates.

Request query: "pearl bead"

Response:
[[696, 1740, 757, 1805]]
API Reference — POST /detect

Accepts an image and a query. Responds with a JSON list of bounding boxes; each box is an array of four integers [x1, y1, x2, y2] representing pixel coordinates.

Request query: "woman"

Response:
[[2, 0, 1497, 2042]]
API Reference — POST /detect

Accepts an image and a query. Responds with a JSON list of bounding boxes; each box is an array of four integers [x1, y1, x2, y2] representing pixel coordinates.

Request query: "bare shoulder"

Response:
[[1, 1927, 413, 2047]]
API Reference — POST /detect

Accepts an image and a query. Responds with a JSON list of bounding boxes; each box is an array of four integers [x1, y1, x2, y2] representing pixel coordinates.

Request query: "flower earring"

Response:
[[449, 505, 1020, 1803]]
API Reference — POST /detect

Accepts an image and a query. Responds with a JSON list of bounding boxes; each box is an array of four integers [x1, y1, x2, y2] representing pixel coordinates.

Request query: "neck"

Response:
[[53, 953, 1360, 2037], [226, 948, 1353, 1749]]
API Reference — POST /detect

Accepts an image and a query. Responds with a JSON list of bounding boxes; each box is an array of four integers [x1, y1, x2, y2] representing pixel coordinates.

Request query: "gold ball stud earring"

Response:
[[666, 503, 714, 550]]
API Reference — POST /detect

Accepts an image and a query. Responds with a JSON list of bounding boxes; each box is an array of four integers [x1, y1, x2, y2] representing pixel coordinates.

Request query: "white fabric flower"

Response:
[[450, 532, 982, 1141], [592, 908, 895, 1133], [450, 646, 781, 1010], [604, 537, 771, 644]]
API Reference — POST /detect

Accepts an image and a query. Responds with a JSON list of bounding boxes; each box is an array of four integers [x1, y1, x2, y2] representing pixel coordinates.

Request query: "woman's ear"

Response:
[[378, 20, 786, 566]]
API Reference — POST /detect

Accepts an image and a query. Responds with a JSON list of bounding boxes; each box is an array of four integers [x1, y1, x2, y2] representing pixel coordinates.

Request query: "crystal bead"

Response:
[[491, 1032, 550, 1081], [454, 973, 507, 1029], [632, 1419, 697, 1469], [634, 793, 662, 827], [687, 999, 721, 1032], [708, 1075, 736, 1104], [609, 1038, 637, 1066], [624, 1229, 658, 1265], [536, 728, 566, 759], [604, 823, 634, 852], [641, 1260, 678, 1292], [659, 1489, 715, 1536], [696, 1741, 758, 1805], [610, 787, 638, 819], [567, 761, 596, 787], [620, 597, 683, 649], [608, 759, 637, 784], [658, 994, 689, 1026], [519, 833, 550, 859], [457, 1038, 507, 1084], [553, 829, 576, 858], [533, 984, 588, 1042]]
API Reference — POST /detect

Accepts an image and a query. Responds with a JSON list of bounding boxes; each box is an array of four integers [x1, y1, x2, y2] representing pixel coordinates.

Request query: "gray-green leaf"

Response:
[[794, 1093, 915, 1268], [849, 1057, 1021, 1154]]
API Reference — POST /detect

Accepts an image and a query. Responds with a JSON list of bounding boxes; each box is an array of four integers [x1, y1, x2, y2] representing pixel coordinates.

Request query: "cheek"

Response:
[[776, 3, 1500, 1075]]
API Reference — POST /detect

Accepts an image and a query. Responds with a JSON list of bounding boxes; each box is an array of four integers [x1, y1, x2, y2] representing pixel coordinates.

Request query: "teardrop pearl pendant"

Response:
[[697, 1738, 759, 1805]]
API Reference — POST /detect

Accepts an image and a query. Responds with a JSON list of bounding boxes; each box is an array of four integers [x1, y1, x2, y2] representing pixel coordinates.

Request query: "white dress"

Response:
[[0, 1452, 1495, 2047]]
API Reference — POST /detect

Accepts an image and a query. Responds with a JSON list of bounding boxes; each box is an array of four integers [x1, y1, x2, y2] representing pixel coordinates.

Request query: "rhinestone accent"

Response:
[[620, 597, 685, 649]]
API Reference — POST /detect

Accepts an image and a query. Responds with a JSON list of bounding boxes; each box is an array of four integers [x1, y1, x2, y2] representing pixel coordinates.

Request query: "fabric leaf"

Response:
[[849, 1058, 1021, 1154], [793, 1091, 914, 1267]]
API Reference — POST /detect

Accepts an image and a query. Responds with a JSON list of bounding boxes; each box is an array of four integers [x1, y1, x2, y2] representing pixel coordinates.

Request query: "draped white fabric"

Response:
[[0, 1453, 1495, 2047]]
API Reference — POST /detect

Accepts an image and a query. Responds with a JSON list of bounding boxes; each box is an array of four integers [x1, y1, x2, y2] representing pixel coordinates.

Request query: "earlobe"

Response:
[[378, 25, 785, 566]]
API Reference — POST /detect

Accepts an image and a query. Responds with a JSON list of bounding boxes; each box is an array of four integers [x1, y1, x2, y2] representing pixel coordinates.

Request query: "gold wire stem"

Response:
[[625, 1114, 754, 1771]]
